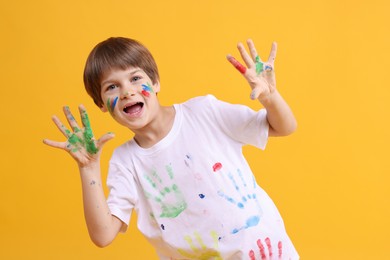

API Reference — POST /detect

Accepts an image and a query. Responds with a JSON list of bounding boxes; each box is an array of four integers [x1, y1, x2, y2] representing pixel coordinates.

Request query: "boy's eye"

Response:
[[131, 76, 141, 82], [107, 84, 117, 91]]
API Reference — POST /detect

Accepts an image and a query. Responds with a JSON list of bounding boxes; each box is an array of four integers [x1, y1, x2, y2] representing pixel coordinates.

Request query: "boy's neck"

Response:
[[133, 105, 175, 149]]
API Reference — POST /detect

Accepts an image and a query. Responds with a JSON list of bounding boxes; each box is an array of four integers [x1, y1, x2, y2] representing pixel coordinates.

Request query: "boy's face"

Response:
[[99, 67, 161, 131]]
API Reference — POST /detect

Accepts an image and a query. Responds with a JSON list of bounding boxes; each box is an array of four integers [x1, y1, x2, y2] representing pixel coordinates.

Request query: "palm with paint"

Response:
[[227, 39, 277, 102], [43, 105, 114, 167]]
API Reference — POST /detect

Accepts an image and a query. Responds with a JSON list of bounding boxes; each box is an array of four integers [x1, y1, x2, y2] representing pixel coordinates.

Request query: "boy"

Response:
[[43, 37, 299, 259]]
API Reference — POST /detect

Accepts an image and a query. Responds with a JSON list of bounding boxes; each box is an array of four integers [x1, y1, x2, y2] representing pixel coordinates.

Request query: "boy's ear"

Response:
[[100, 105, 108, 112], [154, 81, 161, 93]]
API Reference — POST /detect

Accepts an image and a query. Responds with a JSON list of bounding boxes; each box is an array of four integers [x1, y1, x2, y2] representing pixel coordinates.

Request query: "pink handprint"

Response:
[[248, 237, 283, 260]]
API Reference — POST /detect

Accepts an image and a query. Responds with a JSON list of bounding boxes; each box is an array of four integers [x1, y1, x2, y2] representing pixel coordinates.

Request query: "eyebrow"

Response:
[[101, 68, 143, 86]]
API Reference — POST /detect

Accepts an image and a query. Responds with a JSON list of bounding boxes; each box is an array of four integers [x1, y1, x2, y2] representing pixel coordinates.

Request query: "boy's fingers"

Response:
[[97, 132, 115, 148], [247, 39, 266, 74], [247, 39, 260, 62], [227, 55, 247, 74], [42, 139, 67, 150], [267, 42, 277, 65], [79, 104, 99, 154], [52, 115, 72, 138], [237, 42, 254, 68], [79, 104, 92, 129], [250, 87, 261, 100], [63, 106, 81, 133]]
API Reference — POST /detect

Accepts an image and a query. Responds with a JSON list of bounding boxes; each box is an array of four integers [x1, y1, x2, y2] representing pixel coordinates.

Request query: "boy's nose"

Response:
[[120, 85, 136, 99]]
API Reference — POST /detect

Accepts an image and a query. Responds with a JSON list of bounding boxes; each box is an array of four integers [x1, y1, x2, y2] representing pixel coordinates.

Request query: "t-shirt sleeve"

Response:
[[106, 161, 138, 232], [207, 95, 269, 150]]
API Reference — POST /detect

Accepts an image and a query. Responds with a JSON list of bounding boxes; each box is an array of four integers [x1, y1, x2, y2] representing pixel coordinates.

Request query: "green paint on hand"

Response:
[[65, 109, 98, 154], [81, 111, 98, 154], [255, 56, 264, 74], [68, 133, 84, 145]]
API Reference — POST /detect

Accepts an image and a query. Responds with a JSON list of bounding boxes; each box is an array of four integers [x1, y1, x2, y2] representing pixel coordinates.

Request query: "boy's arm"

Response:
[[227, 39, 297, 136], [43, 105, 122, 247], [79, 162, 123, 247]]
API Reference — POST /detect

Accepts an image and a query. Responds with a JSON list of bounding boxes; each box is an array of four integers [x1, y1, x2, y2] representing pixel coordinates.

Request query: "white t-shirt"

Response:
[[107, 95, 299, 259]]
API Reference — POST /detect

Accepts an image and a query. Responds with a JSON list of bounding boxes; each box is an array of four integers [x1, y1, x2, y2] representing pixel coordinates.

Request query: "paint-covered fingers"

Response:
[[51, 115, 73, 138], [78, 104, 90, 128], [247, 39, 267, 75], [238, 42, 255, 68], [78, 105, 99, 154], [63, 106, 81, 133], [227, 41, 258, 74], [227, 54, 247, 74]]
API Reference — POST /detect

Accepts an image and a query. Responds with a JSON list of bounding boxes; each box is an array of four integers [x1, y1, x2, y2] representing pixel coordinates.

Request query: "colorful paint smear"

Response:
[[249, 237, 282, 260], [278, 241, 283, 258], [177, 231, 222, 260], [64, 107, 98, 154], [213, 162, 222, 172], [217, 169, 262, 234], [231, 215, 260, 234], [106, 96, 118, 115], [81, 110, 99, 154], [143, 165, 187, 218], [257, 239, 267, 259], [255, 56, 264, 75], [142, 82, 154, 97], [227, 55, 246, 74]]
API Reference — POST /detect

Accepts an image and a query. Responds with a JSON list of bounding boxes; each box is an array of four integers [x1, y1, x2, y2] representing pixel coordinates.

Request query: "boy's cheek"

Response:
[[106, 96, 119, 114]]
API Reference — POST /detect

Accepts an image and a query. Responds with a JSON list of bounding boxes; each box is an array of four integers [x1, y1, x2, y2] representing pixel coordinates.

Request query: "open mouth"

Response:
[[123, 102, 144, 115]]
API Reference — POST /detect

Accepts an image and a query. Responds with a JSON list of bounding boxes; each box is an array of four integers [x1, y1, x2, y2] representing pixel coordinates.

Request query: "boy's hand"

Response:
[[43, 105, 114, 168], [227, 39, 277, 103]]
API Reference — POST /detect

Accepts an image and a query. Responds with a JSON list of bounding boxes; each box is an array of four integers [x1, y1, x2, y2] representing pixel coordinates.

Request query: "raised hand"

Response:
[[227, 39, 277, 102], [43, 105, 114, 168]]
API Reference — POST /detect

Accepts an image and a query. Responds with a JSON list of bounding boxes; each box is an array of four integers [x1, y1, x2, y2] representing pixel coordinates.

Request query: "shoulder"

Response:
[[110, 140, 136, 163], [178, 95, 224, 113], [181, 94, 217, 107]]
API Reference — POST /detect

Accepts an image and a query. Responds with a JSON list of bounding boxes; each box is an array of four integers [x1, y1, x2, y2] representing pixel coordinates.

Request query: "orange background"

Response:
[[1, 0, 389, 259]]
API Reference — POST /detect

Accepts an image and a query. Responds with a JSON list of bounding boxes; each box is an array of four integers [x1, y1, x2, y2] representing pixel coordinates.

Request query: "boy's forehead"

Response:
[[100, 66, 144, 84]]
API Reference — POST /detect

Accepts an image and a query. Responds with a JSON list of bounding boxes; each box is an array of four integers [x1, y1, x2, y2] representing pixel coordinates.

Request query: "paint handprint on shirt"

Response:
[[248, 237, 283, 260], [217, 169, 263, 234], [144, 164, 187, 218], [177, 231, 222, 260]]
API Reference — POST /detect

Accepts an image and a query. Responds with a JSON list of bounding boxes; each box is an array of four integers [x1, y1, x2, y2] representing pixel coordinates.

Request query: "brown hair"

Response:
[[83, 37, 160, 107]]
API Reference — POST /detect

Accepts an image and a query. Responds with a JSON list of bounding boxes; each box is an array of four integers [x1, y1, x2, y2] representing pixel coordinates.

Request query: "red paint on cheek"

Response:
[[228, 56, 246, 74], [213, 162, 222, 172], [142, 90, 150, 97]]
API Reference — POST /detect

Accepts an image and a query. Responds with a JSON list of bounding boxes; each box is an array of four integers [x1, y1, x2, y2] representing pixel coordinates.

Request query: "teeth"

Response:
[[123, 102, 143, 112]]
